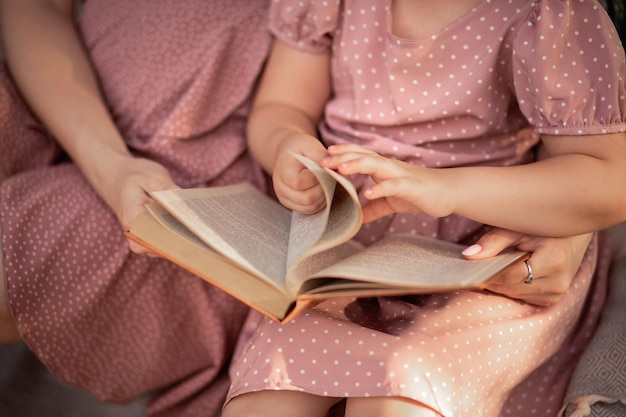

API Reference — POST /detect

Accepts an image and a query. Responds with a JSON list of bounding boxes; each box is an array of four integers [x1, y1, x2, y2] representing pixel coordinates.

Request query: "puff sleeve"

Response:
[[268, 0, 341, 53], [511, 0, 626, 135]]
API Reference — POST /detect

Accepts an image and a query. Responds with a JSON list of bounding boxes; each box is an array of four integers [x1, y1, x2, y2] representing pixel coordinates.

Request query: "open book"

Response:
[[126, 154, 526, 322]]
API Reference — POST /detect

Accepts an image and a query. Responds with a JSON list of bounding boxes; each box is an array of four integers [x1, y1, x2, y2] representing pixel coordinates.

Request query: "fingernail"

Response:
[[462, 244, 482, 256]]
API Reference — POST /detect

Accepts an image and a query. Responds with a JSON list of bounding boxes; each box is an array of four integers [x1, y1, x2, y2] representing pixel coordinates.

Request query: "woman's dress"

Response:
[[0, 1, 271, 416]]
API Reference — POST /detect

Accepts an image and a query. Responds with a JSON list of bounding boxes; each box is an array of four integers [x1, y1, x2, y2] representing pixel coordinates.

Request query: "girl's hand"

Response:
[[272, 134, 329, 214], [322, 144, 456, 222], [462, 228, 593, 306]]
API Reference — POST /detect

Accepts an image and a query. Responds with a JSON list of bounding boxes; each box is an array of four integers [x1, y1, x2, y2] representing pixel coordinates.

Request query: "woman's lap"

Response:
[[0, 62, 253, 417], [0, 163, 250, 416]]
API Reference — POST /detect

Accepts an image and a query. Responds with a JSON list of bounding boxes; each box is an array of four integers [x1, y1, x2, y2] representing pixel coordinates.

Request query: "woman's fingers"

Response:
[[481, 246, 579, 306], [462, 228, 524, 259], [467, 228, 591, 306]]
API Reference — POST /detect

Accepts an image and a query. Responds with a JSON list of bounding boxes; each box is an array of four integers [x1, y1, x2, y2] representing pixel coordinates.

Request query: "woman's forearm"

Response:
[[0, 0, 132, 187]]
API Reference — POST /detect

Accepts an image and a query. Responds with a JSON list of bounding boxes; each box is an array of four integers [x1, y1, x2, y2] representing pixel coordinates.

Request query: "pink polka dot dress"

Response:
[[0, 1, 271, 417], [227, 1, 626, 416]]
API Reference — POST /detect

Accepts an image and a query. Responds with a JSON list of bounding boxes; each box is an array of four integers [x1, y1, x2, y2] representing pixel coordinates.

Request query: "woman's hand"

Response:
[[321, 143, 456, 222], [0, 0, 178, 256], [100, 154, 179, 255], [462, 228, 593, 306]]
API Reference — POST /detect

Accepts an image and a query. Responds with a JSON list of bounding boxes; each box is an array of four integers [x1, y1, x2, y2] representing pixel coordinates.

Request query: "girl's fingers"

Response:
[[322, 153, 371, 170], [274, 170, 327, 214], [360, 199, 395, 223], [274, 183, 327, 214], [335, 156, 406, 182], [322, 149, 390, 174], [361, 177, 417, 200], [326, 143, 376, 155]]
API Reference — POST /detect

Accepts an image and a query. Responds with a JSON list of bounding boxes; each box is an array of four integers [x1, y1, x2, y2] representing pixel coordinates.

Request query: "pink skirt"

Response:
[[0, 1, 272, 415], [228, 233, 610, 417]]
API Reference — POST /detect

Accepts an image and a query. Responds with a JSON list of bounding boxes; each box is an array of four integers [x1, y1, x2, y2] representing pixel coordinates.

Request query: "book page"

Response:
[[311, 183, 362, 252], [150, 183, 292, 288], [288, 208, 332, 269], [286, 153, 363, 266], [126, 210, 294, 320], [145, 203, 217, 250], [285, 240, 364, 295], [302, 233, 526, 294], [285, 153, 338, 269]]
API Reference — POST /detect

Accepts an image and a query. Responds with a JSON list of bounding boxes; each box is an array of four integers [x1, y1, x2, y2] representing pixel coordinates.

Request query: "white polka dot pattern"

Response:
[[227, 0, 623, 415], [229, 236, 611, 417], [270, 0, 626, 247], [0, 1, 272, 417]]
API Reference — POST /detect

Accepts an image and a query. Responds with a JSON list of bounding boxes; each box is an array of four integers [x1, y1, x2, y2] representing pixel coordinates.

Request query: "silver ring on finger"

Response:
[[524, 259, 535, 285]]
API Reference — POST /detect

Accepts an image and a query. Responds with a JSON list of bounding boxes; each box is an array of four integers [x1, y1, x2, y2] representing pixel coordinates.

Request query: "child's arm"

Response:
[[323, 135, 626, 237], [246, 40, 332, 214]]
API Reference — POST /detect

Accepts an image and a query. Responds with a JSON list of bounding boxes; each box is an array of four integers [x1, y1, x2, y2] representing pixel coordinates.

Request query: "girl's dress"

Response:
[[0, 1, 271, 416], [226, 1, 626, 416]]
